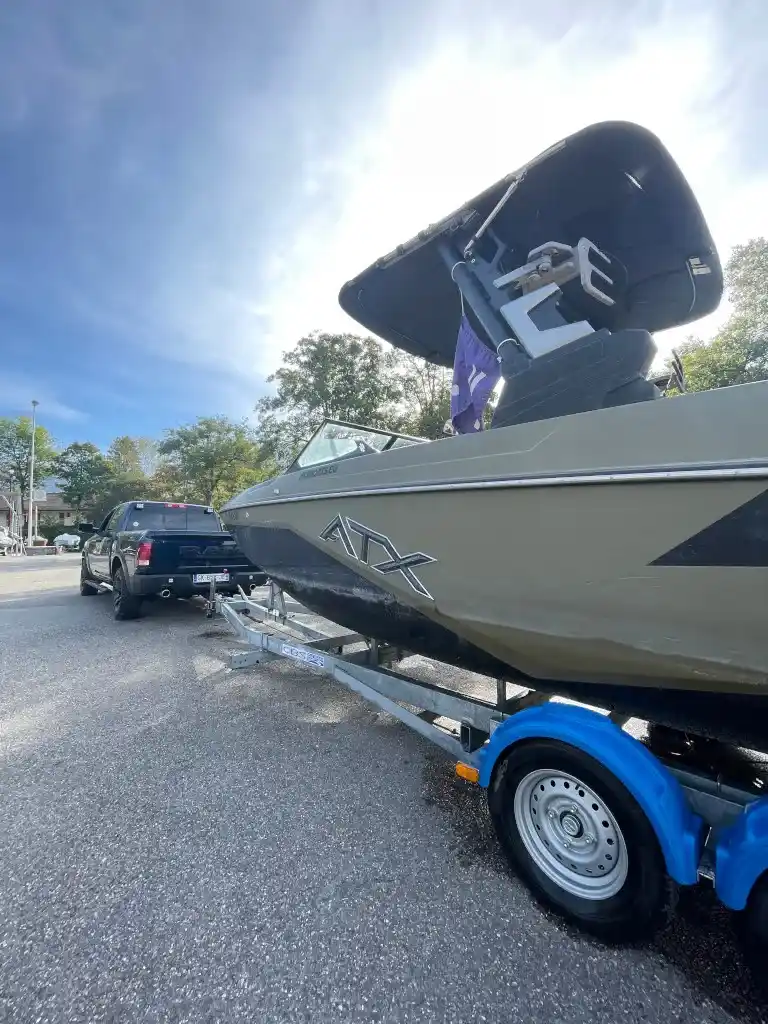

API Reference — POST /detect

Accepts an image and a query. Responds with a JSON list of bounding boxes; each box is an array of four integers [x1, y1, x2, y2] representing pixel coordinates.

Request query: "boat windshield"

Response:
[[288, 419, 426, 473]]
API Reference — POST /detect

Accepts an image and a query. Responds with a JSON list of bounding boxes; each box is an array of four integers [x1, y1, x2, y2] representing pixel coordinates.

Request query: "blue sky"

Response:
[[1, 0, 766, 451]]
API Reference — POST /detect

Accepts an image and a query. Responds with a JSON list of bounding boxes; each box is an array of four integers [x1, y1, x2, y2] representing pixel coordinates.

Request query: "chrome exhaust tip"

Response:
[[160, 588, 172, 599]]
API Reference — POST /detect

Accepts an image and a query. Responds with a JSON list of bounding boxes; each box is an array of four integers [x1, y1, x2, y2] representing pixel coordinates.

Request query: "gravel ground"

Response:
[[0, 556, 766, 1024]]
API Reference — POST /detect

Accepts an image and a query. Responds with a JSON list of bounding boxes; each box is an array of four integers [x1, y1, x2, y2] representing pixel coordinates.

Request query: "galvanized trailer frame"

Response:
[[215, 582, 509, 763], [211, 583, 768, 954]]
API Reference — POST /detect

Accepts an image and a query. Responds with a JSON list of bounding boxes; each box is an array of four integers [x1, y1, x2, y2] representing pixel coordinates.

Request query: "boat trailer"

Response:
[[211, 583, 768, 964]]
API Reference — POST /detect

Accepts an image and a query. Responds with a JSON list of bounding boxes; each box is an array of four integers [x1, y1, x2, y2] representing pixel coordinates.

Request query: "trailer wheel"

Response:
[[79, 560, 98, 596], [740, 872, 768, 993], [488, 739, 676, 942], [113, 567, 142, 621]]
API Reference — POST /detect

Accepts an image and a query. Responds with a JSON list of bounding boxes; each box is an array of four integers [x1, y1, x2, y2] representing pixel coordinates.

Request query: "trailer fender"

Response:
[[714, 799, 768, 910], [477, 703, 703, 886]]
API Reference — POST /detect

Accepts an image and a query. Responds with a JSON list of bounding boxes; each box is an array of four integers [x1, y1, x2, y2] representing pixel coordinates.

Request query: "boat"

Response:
[[222, 120, 768, 748], [53, 532, 81, 550]]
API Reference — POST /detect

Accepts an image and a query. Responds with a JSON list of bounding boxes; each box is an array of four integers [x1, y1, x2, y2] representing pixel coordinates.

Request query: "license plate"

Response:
[[193, 572, 230, 584]]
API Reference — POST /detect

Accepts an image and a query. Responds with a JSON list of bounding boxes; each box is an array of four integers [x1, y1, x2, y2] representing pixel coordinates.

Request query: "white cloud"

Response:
[[0, 373, 87, 424], [31, 2, 764, 399]]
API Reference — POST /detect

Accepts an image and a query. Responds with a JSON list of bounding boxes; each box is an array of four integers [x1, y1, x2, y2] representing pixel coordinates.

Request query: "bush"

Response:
[[36, 517, 63, 543]]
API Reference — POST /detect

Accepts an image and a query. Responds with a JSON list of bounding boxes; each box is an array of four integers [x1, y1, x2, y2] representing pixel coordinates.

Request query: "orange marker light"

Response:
[[456, 762, 480, 784]]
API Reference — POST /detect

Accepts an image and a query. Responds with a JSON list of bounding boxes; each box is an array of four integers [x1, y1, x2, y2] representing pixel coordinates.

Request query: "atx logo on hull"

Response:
[[320, 514, 436, 599]]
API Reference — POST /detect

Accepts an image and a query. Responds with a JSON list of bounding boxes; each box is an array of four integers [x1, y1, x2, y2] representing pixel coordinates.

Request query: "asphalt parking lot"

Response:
[[0, 556, 766, 1024]]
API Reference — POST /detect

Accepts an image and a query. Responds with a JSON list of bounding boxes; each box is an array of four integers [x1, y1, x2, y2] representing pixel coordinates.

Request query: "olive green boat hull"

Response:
[[223, 382, 768, 701]]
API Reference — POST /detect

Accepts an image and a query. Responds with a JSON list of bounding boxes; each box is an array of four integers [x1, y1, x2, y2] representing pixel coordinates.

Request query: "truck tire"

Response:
[[488, 738, 676, 943], [79, 560, 98, 596], [113, 566, 142, 621]]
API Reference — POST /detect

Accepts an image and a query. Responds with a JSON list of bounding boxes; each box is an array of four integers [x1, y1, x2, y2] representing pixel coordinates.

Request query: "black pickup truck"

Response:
[[79, 500, 266, 619]]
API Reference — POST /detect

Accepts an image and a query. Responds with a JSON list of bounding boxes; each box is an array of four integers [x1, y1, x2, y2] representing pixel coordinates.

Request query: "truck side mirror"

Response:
[[78, 522, 96, 533]]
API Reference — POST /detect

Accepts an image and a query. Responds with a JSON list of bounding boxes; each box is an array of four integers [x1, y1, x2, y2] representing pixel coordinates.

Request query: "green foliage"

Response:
[[134, 437, 159, 476], [88, 475, 152, 526], [157, 415, 271, 505], [0, 416, 57, 497], [103, 435, 159, 478], [107, 435, 143, 477], [54, 442, 113, 517], [675, 237, 768, 392], [87, 435, 160, 522], [37, 513, 64, 543], [143, 462, 186, 504], [726, 237, 768, 326], [391, 353, 452, 439], [254, 332, 404, 466]]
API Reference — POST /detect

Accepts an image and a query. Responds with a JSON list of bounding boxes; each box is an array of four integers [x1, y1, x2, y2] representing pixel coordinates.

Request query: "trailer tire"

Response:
[[79, 560, 98, 596], [113, 566, 142, 621], [488, 739, 676, 942], [739, 872, 768, 994]]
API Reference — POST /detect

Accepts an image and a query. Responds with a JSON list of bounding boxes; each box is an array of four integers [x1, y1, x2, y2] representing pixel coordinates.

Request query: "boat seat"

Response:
[[490, 324, 658, 429]]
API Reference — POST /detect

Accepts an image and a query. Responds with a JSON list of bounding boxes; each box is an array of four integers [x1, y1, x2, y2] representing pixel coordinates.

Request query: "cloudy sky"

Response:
[[1, 0, 766, 448]]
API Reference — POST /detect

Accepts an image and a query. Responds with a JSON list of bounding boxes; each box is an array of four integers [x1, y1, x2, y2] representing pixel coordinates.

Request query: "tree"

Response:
[[157, 416, 271, 506], [88, 477, 150, 526], [54, 442, 113, 519], [392, 353, 453, 439], [135, 437, 159, 477], [676, 238, 768, 391], [144, 462, 187, 503], [37, 512, 64, 544], [107, 436, 143, 477], [726, 237, 768, 328], [0, 416, 57, 500], [254, 332, 404, 466]]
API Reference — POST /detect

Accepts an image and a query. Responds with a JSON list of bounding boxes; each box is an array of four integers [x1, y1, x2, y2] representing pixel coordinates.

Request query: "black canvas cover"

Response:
[[338, 121, 722, 366]]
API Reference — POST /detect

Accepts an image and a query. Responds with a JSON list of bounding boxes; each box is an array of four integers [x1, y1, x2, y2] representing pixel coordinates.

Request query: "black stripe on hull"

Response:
[[231, 524, 508, 678], [232, 523, 768, 751], [652, 487, 768, 566]]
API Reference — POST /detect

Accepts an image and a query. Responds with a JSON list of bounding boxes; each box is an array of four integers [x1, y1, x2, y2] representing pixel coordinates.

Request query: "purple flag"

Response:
[[450, 315, 501, 434]]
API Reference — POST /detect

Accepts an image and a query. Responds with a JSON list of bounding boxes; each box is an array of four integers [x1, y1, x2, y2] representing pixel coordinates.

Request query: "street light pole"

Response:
[[27, 399, 39, 548]]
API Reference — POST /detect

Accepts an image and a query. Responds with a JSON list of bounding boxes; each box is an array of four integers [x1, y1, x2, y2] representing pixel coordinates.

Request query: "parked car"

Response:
[[79, 500, 267, 619], [54, 533, 81, 550]]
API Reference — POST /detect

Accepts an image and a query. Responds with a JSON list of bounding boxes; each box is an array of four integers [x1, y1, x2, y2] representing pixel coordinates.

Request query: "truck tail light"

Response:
[[136, 541, 153, 567]]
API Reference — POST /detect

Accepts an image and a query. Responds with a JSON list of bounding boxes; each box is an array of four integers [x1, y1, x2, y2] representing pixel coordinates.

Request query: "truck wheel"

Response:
[[113, 567, 142, 621], [79, 560, 98, 596], [488, 739, 676, 942]]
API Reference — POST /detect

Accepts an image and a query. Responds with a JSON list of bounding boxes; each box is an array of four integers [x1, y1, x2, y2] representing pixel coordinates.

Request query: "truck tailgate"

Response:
[[145, 533, 254, 574]]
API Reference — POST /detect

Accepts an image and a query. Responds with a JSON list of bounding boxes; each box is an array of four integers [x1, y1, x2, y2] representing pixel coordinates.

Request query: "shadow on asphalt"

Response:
[[0, 586, 81, 610], [58, 591, 213, 621]]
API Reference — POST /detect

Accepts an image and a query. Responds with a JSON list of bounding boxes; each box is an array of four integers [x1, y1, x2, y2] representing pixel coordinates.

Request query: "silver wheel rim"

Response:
[[513, 768, 628, 900]]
